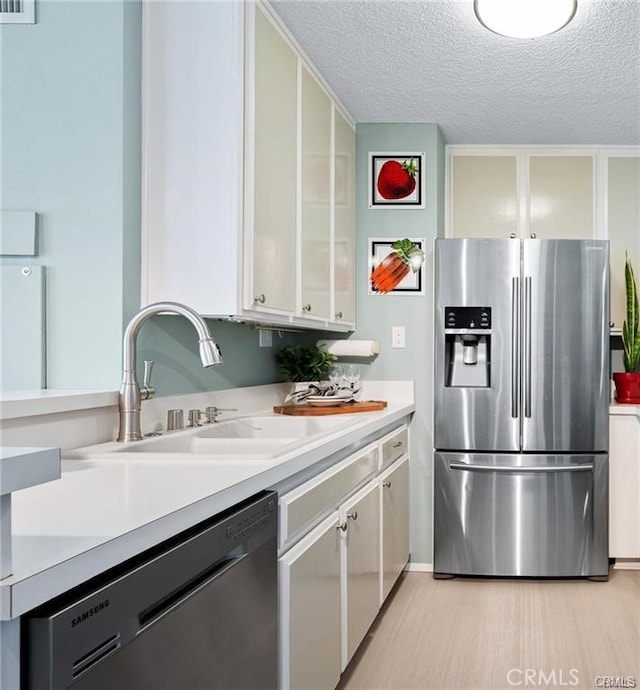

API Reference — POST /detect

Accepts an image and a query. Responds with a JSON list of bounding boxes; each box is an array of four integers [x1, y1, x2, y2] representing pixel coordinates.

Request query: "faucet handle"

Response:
[[166, 409, 184, 431], [141, 360, 156, 400], [204, 406, 237, 423], [187, 409, 203, 427]]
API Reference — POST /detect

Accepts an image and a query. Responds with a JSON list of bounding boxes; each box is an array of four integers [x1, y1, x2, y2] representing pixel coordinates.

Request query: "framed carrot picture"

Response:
[[368, 238, 426, 295], [368, 153, 425, 209]]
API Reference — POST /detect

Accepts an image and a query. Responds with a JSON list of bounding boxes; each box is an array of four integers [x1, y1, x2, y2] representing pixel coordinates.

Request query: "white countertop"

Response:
[[0, 447, 61, 494], [2, 399, 414, 620], [609, 402, 640, 418]]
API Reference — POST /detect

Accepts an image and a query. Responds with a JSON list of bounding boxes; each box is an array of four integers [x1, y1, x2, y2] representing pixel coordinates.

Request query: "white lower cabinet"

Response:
[[278, 424, 410, 689], [380, 455, 410, 602], [279, 513, 342, 690], [609, 410, 640, 559], [341, 481, 380, 669]]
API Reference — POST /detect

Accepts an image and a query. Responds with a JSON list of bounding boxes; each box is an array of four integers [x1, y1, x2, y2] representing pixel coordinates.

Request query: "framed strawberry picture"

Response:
[[368, 152, 425, 208]]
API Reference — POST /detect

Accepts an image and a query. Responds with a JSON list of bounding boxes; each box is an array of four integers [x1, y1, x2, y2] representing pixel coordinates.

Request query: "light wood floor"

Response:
[[338, 569, 640, 690]]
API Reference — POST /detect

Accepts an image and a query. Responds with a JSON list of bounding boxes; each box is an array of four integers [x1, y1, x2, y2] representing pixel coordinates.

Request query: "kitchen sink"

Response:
[[67, 413, 359, 461]]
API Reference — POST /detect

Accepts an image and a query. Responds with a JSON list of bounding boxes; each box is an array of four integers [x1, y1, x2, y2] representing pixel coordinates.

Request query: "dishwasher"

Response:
[[22, 491, 278, 690]]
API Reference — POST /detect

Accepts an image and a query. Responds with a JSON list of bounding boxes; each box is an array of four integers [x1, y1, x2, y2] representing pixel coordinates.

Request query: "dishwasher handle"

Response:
[[138, 552, 247, 631], [449, 462, 594, 473]]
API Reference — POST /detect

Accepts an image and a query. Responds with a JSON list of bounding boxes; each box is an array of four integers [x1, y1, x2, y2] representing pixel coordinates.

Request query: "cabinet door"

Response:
[[280, 513, 342, 690], [609, 414, 640, 558], [449, 154, 518, 238], [300, 66, 331, 320], [528, 155, 595, 239], [342, 481, 380, 669], [380, 456, 410, 602], [606, 155, 640, 330], [333, 108, 356, 326], [250, 6, 297, 314]]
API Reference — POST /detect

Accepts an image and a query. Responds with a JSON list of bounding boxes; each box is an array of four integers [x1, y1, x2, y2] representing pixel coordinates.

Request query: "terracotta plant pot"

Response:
[[613, 372, 640, 403]]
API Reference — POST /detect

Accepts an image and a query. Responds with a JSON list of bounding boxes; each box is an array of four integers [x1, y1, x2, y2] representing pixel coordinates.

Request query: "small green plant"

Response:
[[274, 345, 337, 382], [622, 253, 640, 373]]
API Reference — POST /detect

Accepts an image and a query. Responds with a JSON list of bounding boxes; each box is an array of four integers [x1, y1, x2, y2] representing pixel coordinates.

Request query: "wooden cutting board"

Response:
[[273, 400, 387, 416]]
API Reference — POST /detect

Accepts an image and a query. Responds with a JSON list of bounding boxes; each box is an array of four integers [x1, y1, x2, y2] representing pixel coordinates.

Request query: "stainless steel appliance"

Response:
[[23, 491, 278, 689], [433, 239, 609, 579]]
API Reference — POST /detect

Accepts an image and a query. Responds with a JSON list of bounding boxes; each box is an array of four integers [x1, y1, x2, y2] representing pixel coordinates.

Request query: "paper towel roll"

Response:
[[316, 339, 380, 357]]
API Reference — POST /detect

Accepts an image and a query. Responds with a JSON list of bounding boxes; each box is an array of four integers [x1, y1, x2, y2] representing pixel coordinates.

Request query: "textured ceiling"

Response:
[[271, 0, 640, 145]]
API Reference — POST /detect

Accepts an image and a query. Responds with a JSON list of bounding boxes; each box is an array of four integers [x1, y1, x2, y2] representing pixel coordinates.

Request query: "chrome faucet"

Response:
[[118, 301, 223, 442]]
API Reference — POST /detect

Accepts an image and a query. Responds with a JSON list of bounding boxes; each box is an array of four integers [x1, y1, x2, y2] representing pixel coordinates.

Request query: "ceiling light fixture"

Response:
[[474, 0, 577, 39]]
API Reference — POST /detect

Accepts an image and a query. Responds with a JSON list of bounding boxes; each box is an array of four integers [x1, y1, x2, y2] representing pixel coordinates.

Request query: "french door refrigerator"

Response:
[[433, 238, 610, 579]]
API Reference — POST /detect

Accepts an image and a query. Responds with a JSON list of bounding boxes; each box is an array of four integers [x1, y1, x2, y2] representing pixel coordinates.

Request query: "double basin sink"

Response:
[[68, 413, 359, 462]]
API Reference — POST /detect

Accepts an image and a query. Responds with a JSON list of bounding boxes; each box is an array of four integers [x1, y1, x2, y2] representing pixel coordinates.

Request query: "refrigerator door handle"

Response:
[[449, 462, 594, 473], [523, 276, 532, 418], [511, 276, 520, 419]]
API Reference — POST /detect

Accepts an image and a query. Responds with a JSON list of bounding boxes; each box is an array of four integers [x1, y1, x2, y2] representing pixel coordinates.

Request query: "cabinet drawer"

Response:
[[280, 444, 378, 548], [380, 426, 408, 470]]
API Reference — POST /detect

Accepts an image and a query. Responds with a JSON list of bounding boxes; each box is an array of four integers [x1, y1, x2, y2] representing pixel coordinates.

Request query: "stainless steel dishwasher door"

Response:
[[24, 491, 278, 690]]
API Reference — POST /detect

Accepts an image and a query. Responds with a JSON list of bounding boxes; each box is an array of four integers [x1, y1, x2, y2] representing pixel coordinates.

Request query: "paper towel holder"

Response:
[[316, 339, 380, 359]]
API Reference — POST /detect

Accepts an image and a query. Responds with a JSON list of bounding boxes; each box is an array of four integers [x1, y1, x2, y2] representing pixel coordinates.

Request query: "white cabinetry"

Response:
[[341, 481, 380, 668], [141, 1, 356, 331], [278, 424, 410, 689], [609, 408, 640, 561], [250, 5, 298, 315], [447, 148, 596, 240], [279, 512, 342, 690], [300, 65, 331, 321], [333, 109, 356, 326], [380, 455, 410, 602], [602, 150, 640, 330]]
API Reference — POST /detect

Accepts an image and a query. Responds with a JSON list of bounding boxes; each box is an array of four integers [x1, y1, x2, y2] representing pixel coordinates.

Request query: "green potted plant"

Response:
[[613, 253, 640, 403], [274, 345, 337, 383]]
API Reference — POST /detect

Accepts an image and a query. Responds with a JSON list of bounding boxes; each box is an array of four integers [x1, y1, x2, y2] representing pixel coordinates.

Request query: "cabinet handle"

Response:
[[530, 233, 537, 239], [509, 233, 517, 239], [347, 511, 358, 521], [392, 441, 403, 448], [336, 521, 347, 532], [382, 480, 392, 488], [254, 294, 266, 304], [335, 311, 343, 319], [609, 321, 615, 328], [302, 304, 312, 312]]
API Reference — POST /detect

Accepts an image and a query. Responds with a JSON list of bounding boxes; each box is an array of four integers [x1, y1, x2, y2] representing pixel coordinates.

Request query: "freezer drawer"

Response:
[[433, 452, 608, 578]]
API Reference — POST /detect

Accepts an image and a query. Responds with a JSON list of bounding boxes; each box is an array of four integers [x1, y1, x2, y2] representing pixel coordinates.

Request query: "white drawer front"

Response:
[[280, 444, 378, 548], [380, 426, 408, 470]]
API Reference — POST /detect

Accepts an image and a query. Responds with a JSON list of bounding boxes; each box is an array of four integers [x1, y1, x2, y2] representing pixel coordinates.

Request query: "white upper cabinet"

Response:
[[603, 151, 640, 331], [449, 154, 518, 239], [141, 1, 356, 332], [300, 65, 332, 321], [528, 155, 595, 239], [447, 148, 597, 240], [250, 5, 298, 315], [333, 108, 356, 327]]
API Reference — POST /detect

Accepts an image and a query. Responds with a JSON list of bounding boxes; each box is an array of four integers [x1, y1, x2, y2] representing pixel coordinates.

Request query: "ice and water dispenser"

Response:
[[444, 307, 491, 388]]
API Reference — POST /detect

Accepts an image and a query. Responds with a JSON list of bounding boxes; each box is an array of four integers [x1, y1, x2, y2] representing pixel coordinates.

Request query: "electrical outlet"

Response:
[[258, 329, 272, 348], [392, 326, 406, 348]]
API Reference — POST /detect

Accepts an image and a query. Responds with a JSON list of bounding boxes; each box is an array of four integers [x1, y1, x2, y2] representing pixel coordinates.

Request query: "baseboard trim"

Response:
[[613, 559, 640, 571], [405, 562, 433, 572]]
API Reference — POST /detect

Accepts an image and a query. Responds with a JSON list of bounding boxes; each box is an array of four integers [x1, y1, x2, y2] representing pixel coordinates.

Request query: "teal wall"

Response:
[[353, 124, 446, 563], [0, 1, 296, 394], [1, 1, 137, 389]]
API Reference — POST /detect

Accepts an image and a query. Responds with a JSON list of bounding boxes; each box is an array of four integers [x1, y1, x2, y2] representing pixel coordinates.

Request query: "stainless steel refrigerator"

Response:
[[433, 238, 610, 579]]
